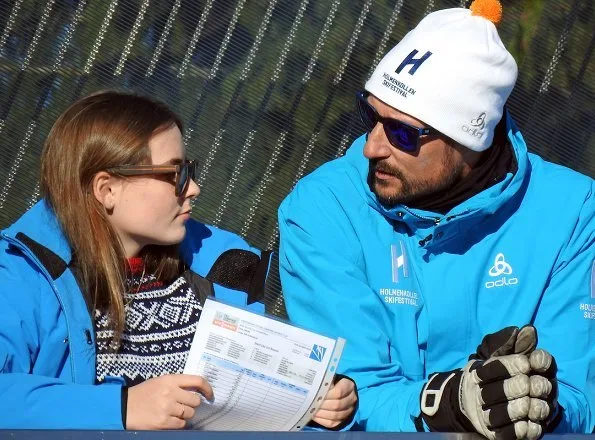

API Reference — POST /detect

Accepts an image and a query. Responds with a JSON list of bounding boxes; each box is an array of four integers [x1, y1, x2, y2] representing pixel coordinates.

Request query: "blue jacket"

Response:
[[0, 200, 265, 429], [279, 114, 595, 433]]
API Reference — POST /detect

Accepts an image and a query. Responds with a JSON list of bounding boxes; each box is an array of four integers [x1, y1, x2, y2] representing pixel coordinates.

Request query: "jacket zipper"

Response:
[[400, 207, 441, 247], [401, 208, 473, 247], [401, 206, 441, 225]]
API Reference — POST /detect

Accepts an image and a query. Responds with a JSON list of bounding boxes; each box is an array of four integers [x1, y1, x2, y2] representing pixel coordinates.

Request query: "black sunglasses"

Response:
[[107, 160, 197, 196], [356, 91, 438, 152]]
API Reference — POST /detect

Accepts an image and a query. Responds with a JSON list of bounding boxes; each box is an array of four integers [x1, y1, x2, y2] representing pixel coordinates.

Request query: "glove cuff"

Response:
[[420, 370, 475, 433]]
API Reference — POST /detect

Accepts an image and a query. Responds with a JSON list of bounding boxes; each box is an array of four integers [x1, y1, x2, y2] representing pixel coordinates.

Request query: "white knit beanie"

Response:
[[364, 0, 517, 151]]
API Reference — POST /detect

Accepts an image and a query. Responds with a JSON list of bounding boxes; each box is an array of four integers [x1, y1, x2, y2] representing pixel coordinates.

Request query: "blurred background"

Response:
[[0, 0, 593, 315]]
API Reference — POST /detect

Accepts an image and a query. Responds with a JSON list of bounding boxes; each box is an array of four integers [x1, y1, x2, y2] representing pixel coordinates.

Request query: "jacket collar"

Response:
[[345, 113, 531, 242], [2, 199, 206, 270], [2, 199, 73, 265]]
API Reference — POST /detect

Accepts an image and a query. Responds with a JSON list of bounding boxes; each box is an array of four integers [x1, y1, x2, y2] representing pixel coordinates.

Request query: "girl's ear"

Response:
[[92, 171, 120, 211]]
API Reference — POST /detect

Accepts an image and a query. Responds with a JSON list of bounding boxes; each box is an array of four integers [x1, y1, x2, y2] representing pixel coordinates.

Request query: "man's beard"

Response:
[[367, 155, 464, 207]]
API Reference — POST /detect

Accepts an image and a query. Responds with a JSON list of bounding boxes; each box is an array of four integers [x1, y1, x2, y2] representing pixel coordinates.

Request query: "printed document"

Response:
[[183, 298, 344, 431]]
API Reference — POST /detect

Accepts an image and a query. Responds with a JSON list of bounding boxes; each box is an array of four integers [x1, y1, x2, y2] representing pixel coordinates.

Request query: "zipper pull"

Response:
[[84, 329, 93, 345], [419, 234, 433, 247]]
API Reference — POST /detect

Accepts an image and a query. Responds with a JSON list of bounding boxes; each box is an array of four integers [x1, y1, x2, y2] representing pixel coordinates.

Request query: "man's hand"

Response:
[[471, 325, 537, 360], [471, 326, 559, 438], [126, 374, 214, 430], [421, 354, 533, 439], [420, 325, 559, 440], [525, 349, 559, 440], [311, 377, 358, 429]]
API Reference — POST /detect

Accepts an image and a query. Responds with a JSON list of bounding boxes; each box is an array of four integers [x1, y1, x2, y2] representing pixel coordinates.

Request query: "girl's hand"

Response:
[[312, 377, 358, 429], [126, 374, 214, 430]]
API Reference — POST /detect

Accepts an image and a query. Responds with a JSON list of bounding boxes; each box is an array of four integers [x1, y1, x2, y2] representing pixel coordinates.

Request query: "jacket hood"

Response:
[[2, 199, 73, 264], [344, 111, 531, 233], [1, 199, 210, 270]]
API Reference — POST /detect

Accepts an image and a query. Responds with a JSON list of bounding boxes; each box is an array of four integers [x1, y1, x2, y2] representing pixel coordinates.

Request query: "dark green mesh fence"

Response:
[[0, 0, 593, 316]]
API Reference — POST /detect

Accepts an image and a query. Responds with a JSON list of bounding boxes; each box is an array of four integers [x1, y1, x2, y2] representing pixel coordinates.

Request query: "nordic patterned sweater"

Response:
[[95, 258, 203, 386]]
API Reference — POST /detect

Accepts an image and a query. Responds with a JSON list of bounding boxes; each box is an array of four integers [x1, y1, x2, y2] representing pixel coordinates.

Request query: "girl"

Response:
[[0, 91, 356, 430]]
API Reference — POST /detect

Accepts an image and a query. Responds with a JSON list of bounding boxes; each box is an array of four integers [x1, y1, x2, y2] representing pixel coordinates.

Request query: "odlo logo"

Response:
[[462, 112, 486, 138], [485, 253, 519, 289]]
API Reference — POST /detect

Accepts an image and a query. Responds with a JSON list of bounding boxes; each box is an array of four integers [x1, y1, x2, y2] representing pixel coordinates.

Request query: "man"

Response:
[[278, 0, 594, 439]]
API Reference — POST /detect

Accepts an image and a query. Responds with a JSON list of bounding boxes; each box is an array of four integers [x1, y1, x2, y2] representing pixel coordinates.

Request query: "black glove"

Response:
[[525, 349, 559, 440], [471, 325, 537, 360], [421, 353, 533, 439], [471, 325, 560, 439], [420, 325, 559, 440]]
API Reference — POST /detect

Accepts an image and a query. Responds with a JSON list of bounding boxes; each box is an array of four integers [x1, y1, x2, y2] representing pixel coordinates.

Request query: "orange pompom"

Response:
[[469, 0, 503, 25]]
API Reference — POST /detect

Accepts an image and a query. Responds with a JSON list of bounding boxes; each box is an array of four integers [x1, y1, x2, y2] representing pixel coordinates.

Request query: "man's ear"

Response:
[[92, 171, 120, 211]]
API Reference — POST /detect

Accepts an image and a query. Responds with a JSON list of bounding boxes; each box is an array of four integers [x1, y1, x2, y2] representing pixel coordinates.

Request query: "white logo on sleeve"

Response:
[[581, 261, 595, 320], [591, 260, 595, 299], [485, 253, 518, 289]]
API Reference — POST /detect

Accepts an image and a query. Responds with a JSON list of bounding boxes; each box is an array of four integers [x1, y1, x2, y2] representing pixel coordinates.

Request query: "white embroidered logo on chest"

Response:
[[391, 242, 409, 283], [485, 253, 519, 289]]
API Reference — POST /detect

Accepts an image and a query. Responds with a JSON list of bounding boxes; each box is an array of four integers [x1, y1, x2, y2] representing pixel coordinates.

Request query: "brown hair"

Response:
[[41, 90, 184, 338]]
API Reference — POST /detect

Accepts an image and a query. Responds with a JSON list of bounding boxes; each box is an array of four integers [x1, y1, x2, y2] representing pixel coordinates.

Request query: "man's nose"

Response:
[[363, 123, 392, 159]]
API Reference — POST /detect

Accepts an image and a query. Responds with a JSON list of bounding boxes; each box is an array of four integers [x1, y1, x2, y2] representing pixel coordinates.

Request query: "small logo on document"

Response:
[[212, 312, 239, 331], [485, 253, 518, 289], [309, 345, 327, 362]]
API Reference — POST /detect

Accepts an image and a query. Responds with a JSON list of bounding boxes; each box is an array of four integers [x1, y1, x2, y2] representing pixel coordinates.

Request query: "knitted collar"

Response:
[[127, 257, 144, 275]]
